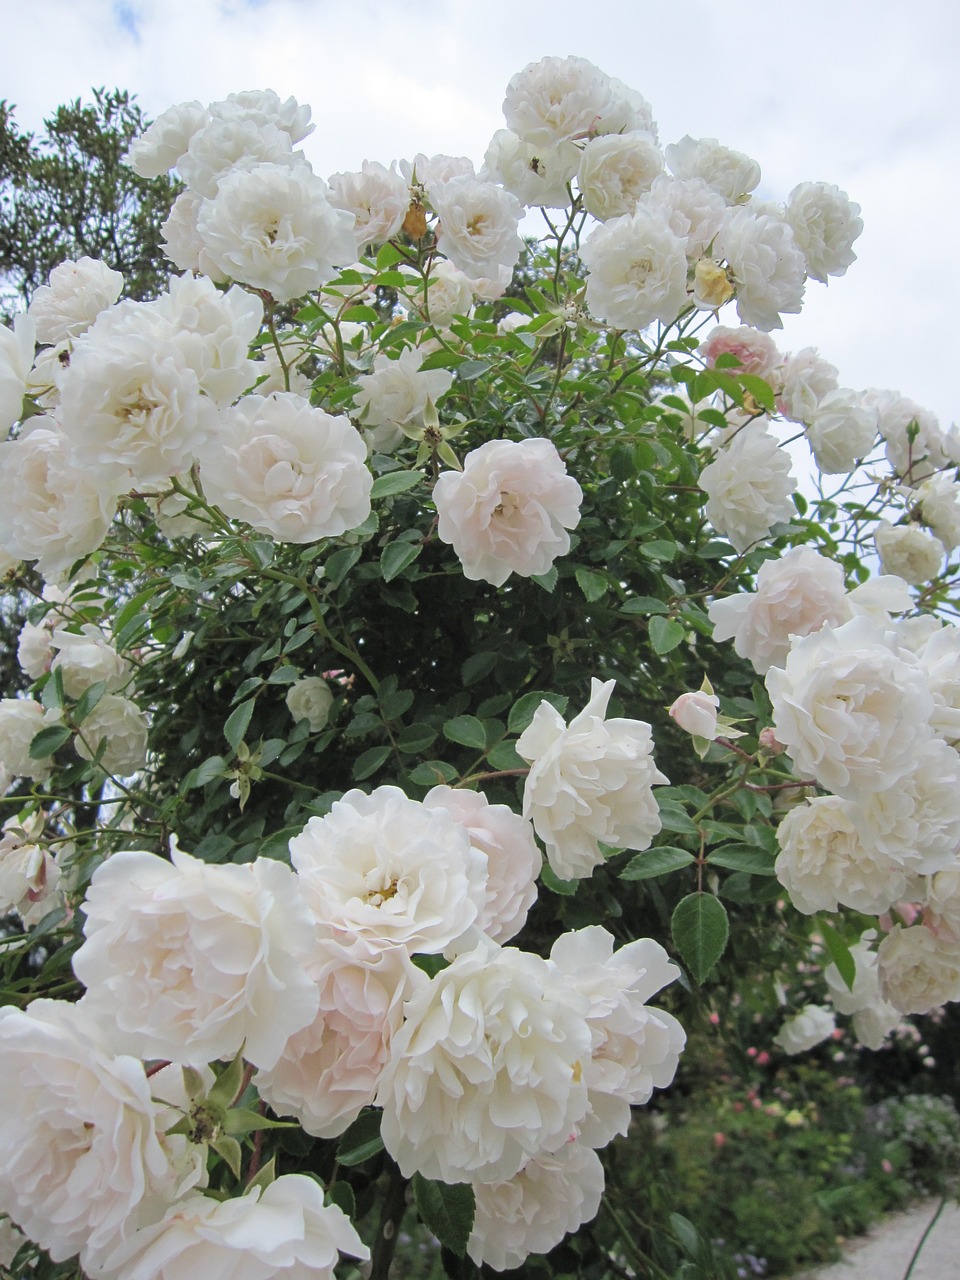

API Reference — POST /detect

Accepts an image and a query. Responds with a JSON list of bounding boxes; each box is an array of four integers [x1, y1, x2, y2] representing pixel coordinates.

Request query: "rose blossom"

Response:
[[377, 935, 593, 1183], [0, 818, 62, 926], [71, 693, 149, 776], [878, 924, 960, 1015], [433, 437, 582, 586], [924, 864, 960, 942], [772, 1005, 836, 1055], [776, 347, 840, 423], [208, 89, 314, 144], [698, 426, 796, 552], [430, 177, 524, 279], [516, 679, 668, 881], [914, 472, 960, 551], [577, 132, 664, 221], [668, 688, 720, 739], [481, 130, 579, 209], [714, 206, 806, 331], [468, 1142, 605, 1271], [869, 391, 960, 481], [580, 206, 689, 330], [824, 931, 900, 1050], [50, 623, 130, 697], [664, 135, 761, 204], [0, 698, 50, 783], [874, 520, 945, 585], [502, 55, 619, 148], [638, 174, 727, 261], [700, 324, 781, 380], [96, 1175, 368, 1280], [784, 181, 863, 283], [0, 313, 36, 432], [708, 546, 852, 675], [807, 389, 878, 474], [327, 159, 411, 254], [353, 346, 454, 452], [73, 845, 321, 1068], [17, 619, 55, 680], [198, 392, 372, 543], [160, 190, 225, 278], [28, 257, 124, 347], [423, 785, 541, 944], [285, 677, 334, 731], [398, 259, 475, 328], [177, 116, 298, 198], [289, 786, 488, 955], [124, 99, 208, 177]]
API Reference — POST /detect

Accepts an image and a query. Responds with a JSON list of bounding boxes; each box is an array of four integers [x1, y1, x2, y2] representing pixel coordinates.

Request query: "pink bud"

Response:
[[668, 689, 720, 739], [713, 1132, 727, 1148], [759, 727, 785, 754], [708, 1012, 720, 1025], [756, 1051, 770, 1066]]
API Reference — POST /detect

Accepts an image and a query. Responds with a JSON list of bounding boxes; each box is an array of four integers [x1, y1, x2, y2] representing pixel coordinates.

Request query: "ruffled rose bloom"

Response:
[[196, 161, 357, 302], [577, 132, 664, 221], [254, 936, 425, 1138], [665, 135, 761, 204], [72, 846, 321, 1068], [550, 927, 685, 1147], [874, 520, 945, 585], [398, 259, 475, 328], [638, 174, 727, 261], [28, 256, 124, 346], [198, 392, 371, 543], [0, 999, 202, 1268], [160, 190, 226, 279], [423, 785, 541, 944], [430, 177, 524, 279], [698, 426, 796, 552], [913, 620, 960, 745], [433, 437, 582, 586], [516, 679, 668, 881], [50, 623, 129, 697], [580, 206, 688, 330], [0, 313, 36, 432], [668, 689, 720, 740], [878, 924, 960, 1015], [924, 864, 960, 942], [468, 1142, 605, 1271], [124, 99, 208, 177], [869, 390, 960, 481], [0, 698, 50, 783], [776, 346, 840, 423], [377, 935, 593, 1183], [914, 472, 960, 552], [71, 693, 149, 776], [285, 677, 334, 732], [709, 546, 852, 675], [772, 1005, 836, 1055], [502, 55, 620, 148], [354, 346, 454, 453], [207, 89, 314, 144], [96, 1175, 368, 1280], [481, 130, 579, 209], [177, 116, 297, 198], [714, 206, 806, 331], [17, 619, 55, 680], [289, 786, 487, 955], [766, 615, 935, 800], [824, 932, 900, 1050], [0, 819, 62, 926], [784, 181, 863, 283], [327, 159, 411, 255], [807, 388, 878, 474], [774, 795, 908, 915], [700, 324, 780, 379]]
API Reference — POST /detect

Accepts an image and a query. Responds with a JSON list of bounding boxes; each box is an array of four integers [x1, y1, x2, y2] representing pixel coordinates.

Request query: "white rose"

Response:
[[73, 846, 321, 1069], [665, 135, 761, 204], [196, 161, 357, 302], [399, 259, 475, 328], [914, 472, 960, 552], [73, 693, 149, 776], [0, 314, 37, 432], [580, 206, 689, 330], [430, 177, 524, 279], [776, 346, 840, 423], [0, 698, 50, 783], [199, 392, 371, 543], [638, 174, 727, 261], [577, 132, 664, 221], [17, 619, 55, 681], [354, 346, 453, 452], [0, 821, 61, 926], [772, 1004, 835, 1055], [874, 520, 945, 585], [96, 1175, 368, 1280], [208, 89, 314, 144], [708, 546, 852, 676], [714, 207, 806, 331], [177, 117, 297, 198], [159, 190, 226, 279], [502, 55, 619, 148], [327, 159, 411, 255], [784, 181, 863, 283], [698, 426, 796, 552], [400, 152, 476, 198], [766, 615, 935, 799], [50, 623, 130, 697], [868, 390, 955, 481], [468, 1142, 605, 1271], [285, 677, 334, 732], [824, 932, 899, 1050], [28, 257, 124, 347], [377, 935, 593, 1183], [774, 796, 908, 916], [289, 785, 488, 955], [481, 130, 579, 209], [668, 689, 720, 740], [517, 678, 668, 881], [807, 388, 878, 474], [423, 786, 541, 944], [0, 999, 196, 1267], [924, 864, 960, 943], [124, 100, 208, 178], [877, 924, 960, 1015], [433, 437, 582, 586], [914, 622, 960, 745]]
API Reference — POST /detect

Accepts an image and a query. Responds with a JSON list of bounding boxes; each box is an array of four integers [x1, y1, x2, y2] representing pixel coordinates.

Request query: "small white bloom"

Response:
[[431, 177, 524, 279], [668, 689, 720, 740], [638, 174, 728, 261], [50, 623, 130, 697], [28, 257, 124, 346], [580, 206, 689, 330], [17, 619, 55, 681], [327, 159, 411, 255], [913, 471, 960, 552], [807, 389, 878, 474], [665, 135, 761, 204], [0, 699, 50, 783], [776, 347, 840, 423], [354, 346, 453, 452], [784, 181, 863, 283], [285, 677, 334, 732], [698, 426, 796, 552], [73, 693, 149, 776], [481, 130, 579, 209], [124, 100, 208, 177], [773, 1004, 835, 1054], [177, 117, 297, 199], [874, 520, 945, 585], [878, 924, 960, 1015], [577, 132, 664, 221], [0, 314, 37, 432]]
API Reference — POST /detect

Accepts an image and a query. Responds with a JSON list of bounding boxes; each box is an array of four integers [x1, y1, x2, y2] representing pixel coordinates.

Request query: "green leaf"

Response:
[[324, 545, 363, 588], [706, 844, 777, 876], [380, 541, 422, 582], [40, 667, 66, 711], [443, 715, 487, 750], [187, 755, 228, 790], [640, 539, 678, 561], [29, 724, 72, 759], [541, 865, 579, 895], [819, 918, 856, 992], [669, 1213, 701, 1260], [412, 1174, 475, 1257], [649, 616, 685, 654], [222, 1108, 298, 1135], [507, 690, 568, 735], [621, 846, 695, 880], [657, 803, 698, 836], [456, 359, 490, 382], [575, 566, 609, 602], [326, 1179, 356, 1220], [461, 651, 498, 686], [621, 596, 670, 615], [246, 1156, 277, 1196], [486, 740, 523, 770], [409, 760, 458, 786], [207, 1051, 246, 1109], [376, 243, 404, 269], [396, 723, 438, 754], [671, 893, 729, 984], [531, 567, 558, 592], [353, 745, 392, 780], [370, 470, 423, 499], [211, 1135, 243, 1180], [224, 699, 255, 751], [337, 1109, 384, 1166]]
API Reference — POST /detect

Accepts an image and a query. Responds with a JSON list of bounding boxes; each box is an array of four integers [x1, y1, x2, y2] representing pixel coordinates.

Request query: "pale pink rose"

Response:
[[700, 324, 781, 379], [433, 437, 582, 586], [327, 159, 411, 255], [668, 689, 720, 739], [878, 924, 960, 1014], [431, 177, 524, 279]]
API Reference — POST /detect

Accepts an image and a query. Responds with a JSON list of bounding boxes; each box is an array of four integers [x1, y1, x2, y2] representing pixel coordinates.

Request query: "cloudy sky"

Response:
[[6, 0, 959, 424]]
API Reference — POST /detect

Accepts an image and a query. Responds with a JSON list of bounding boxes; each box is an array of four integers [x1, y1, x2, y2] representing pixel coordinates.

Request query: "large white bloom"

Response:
[[285, 677, 334, 732], [878, 924, 960, 1015], [914, 471, 960, 552], [577, 132, 664, 221], [502, 56, 619, 148], [517, 679, 668, 881], [709, 546, 851, 675], [774, 795, 909, 915], [766, 615, 935, 799], [481, 130, 578, 210], [423, 785, 541, 944], [772, 1004, 836, 1055], [196, 161, 357, 302], [714, 207, 806, 330], [0, 313, 37, 431], [327, 160, 411, 255], [0, 999, 199, 1267], [550, 927, 685, 1147], [289, 786, 487, 955], [784, 181, 862, 283], [28, 257, 124, 346], [254, 936, 425, 1138], [72, 693, 149, 776], [580, 206, 688, 330], [124, 100, 208, 178], [776, 347, 840, 423], [73, 847, 321, 1068], [377, 936, 593, 1183], [208, 89, 314, 145], [698, 426, 796, 552], [177, 117, 297, 199], [874, 520, 945, 585], [96, 1175, 368, 1280], [806, 388, 878, 474], [50, 623, 129, 697], [354, 346, 453, 452], [430, 177, 524, 279], [198, 392, 371, 543], [0, 698, 51, 783], [433, 437, 582, 586], [638, 174, 727, 261], [468, 1142, 604, 1271], [665, 135, 761, 204]]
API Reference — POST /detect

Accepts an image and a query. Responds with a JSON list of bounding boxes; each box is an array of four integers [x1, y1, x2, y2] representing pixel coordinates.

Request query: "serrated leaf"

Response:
[[461, 651, 498, 686], [531, 567, 558, 592], [575, 567, 609, 602], [621, 846, 695, 880], [371, 471, 423, 499], [412, 1174, 475, 1257], [224, 699, 255, 751], [396, 723, 437, 754], [443, 715, 486, 750], [486, 740, 523, 770], [353, 745, 391, 780], [649, 616, 685, 654], [337, 1109, 384, 1166], [40, 667, 66, 710], [381, 540, 422, 582], [671, 893, 729, 984], [657, 802, 698, 835], [706, 844, 777, 876], [819, 918, 856, 992], [409, 760, 458, 786], [29, 724, 72, 759], [190, 755, 228, 790], [324, 545, 362, 588], [621, 596, 670, 615]]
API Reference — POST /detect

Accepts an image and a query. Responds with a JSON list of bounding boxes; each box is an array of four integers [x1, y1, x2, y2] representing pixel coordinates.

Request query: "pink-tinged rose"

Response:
[[668, 689, 720, 739], [700, 324, 780, 379]]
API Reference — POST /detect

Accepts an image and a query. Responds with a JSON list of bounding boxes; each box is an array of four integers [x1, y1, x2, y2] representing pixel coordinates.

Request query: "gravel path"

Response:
[[793, 1198, 960, 1280]]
